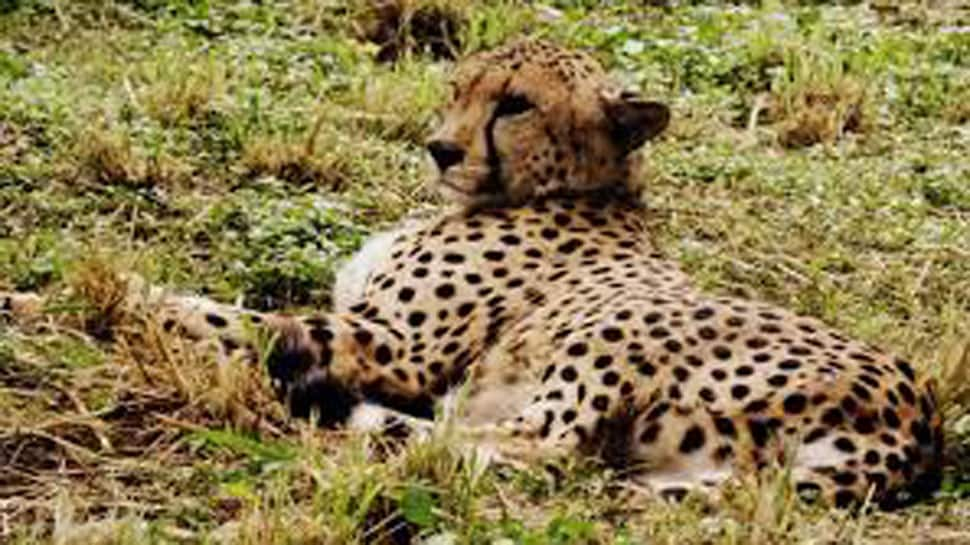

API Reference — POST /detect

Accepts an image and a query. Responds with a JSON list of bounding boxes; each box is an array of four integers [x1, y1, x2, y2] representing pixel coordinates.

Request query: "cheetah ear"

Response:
[[603, 91, 670, 153]]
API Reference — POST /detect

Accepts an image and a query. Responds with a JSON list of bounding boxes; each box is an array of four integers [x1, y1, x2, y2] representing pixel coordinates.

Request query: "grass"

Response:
[[1, 0, 969, 543]]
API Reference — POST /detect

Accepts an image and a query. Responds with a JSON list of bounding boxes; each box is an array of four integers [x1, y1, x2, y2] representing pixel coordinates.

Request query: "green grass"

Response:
[[1, 0, 969, 543]]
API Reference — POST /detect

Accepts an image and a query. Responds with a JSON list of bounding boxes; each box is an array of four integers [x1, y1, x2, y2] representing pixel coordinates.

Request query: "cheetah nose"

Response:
[[427, 139, 465, 172]]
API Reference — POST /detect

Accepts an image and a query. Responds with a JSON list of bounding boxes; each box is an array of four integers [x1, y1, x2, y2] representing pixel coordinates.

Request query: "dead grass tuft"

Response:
[[240, 117, 350, 188], [66, 258, 131, 340], [74, 127, 189, 188], [357, 0, 464, 63], [140, 62, 227, 127]]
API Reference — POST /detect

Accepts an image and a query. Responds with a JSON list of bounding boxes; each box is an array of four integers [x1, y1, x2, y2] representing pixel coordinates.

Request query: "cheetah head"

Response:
[[426, 40, 670, 207]]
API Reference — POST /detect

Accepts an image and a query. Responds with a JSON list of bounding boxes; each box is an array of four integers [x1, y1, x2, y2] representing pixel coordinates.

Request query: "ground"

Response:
[[1, 1, 969, 543]]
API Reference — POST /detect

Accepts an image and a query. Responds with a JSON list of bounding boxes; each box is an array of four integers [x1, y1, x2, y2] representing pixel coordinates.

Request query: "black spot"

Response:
[[539, 410, 555, 438], [834, 490, 857, 509], [679, 425, 706, 454], [898, 382, 916, 405], [746, 337, 770, 349], [744, 399, 769, 413], [766, 374, 788, 387], [567, 342, 588, 357], [712, 346, 732, 360], [557, 238, 583, 254], [456, 302, 475, 317], [434, 284, 456, 299], [747, 419, 770, 447], [562, 409, 577, 423], [834, 437, 857, 453], [483, 250, 505, 261], [804, 427, 828, 443], [854, 415, 877, 434], [205, 313, 228, 328], [821, 408, 844, 427], [591, 395, 610, 412], [864, 450, 881, 465], [413, 267, 429, 278], [778, 359, 801, 371], [560, 366, 578, 382], [698, 326, 718, 340], [731, 384, 750, 400], [841, 396, 859, 414], [602, 371, 620, 386], [645, 402, 671, 421], [664, 339, 683, 353], [594, 355, 613, 369], [714, 444, 734, 461], [220, 338, 240, 352], [783, 393, 808, 415], [396, 287, 415, 302], [886, 453, 903, 472], [601, 327, 624, 342], [353, 329, 373, 346], [693, 307, 715, 320], [849, 352, 875, 363], [408, 311, 426, 327], [643, 312, 663, 325], [640, 422, 661, 443], [894, 358, 916, 382], [443, 253, 465, 264], [649, 327, 670, 339], [851, 382, 872, 401], [375, 344, 393, 365], [714, 417, 737, 438], [700, 387, 716, 402], [672, 366, 690, 382], [686, 355, 704, 367], [500, 234, 521, 246]]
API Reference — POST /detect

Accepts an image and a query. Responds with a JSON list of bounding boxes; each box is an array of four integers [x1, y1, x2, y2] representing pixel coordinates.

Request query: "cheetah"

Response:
[[0, 40, 942, 509]]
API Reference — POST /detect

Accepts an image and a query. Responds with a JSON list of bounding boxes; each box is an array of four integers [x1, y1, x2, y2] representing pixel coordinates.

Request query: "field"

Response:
[[1, 1, 969, 543]]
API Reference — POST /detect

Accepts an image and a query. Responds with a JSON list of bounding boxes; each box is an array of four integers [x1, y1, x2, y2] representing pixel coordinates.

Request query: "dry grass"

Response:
[[240, 116, 350, 189], [73, 127, 190, 188], [139, 60, 228, 128]]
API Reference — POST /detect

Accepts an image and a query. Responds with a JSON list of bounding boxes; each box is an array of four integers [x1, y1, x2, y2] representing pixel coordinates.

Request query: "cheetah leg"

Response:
[[264, 311, 447, 425]]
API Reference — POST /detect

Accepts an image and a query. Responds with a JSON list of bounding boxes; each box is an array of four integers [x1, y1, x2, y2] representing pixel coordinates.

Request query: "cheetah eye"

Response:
[[494, 93, 535, 117]]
